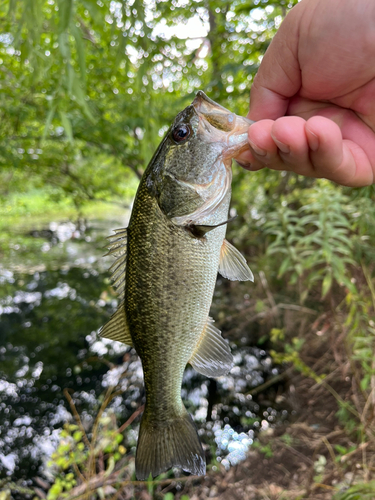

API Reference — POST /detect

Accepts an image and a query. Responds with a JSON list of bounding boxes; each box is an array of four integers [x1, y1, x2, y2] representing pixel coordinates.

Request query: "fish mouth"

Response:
[[192, 91, 253, 160]]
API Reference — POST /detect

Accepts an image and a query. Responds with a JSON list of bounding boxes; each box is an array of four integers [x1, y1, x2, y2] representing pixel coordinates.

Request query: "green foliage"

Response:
[[49, 424, 89, 471], [251, 440, 274, 458], [47, 413, 127, 499], [345, 277, 375, 393], [271, 336, 325, 383], [264, 182, 356, 303], [163, 495, 190, 500], [333, 481, 375, 500], [1, 0, 297, 212]]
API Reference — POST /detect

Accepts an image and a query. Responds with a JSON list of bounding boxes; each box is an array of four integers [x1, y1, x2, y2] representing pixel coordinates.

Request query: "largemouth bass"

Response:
[[100, 91, 253, 480]]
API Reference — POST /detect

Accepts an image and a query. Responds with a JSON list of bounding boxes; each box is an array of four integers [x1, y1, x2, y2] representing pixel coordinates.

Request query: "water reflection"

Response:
[[215, 424, 254, 469], [0, 217, 289, 482]]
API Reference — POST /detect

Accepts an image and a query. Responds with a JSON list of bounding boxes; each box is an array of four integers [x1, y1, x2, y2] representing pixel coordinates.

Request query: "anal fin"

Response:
[[99, 301, 133, 346], [189, 317, 233, 377], [219, 239, 254, 282]]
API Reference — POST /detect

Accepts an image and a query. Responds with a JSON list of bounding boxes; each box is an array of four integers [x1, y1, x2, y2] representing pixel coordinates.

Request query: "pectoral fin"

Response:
[[99, 301, 133, 346], [189, 317, 233, 377], [186, 216, 236, 238], [219, 239, 254, 282]]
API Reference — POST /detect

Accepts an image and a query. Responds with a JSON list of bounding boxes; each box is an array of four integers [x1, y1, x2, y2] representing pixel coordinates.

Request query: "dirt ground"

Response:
[[139, 314, 375, 500]]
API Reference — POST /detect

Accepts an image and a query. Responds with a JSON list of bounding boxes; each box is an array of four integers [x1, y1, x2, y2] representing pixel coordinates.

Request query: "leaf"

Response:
[[41, 105, 56, 142], [81, 0, 102, 23], [300, 289, 309, 304], [67, 63, 74, 94], [163, 494, 174, 500], [60, 111, 73, 143], [70, 24, 86, 87], [58, 32, 70, 59], [322, 272, 333, 298], [20, 39, 30, 65], [71, 74, 95, 122], [105, 456, 115, 477], [8, 0, 17, 15], [58, 0, 73, 33]]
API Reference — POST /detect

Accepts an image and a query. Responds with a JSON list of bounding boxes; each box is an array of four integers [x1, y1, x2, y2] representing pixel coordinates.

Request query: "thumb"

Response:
[[248, 5, 302, 121]]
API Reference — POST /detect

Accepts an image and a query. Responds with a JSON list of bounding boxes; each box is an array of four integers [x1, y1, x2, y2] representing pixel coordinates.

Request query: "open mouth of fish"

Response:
[[193, 90, 253, 163], [171, 92, 254, 227]]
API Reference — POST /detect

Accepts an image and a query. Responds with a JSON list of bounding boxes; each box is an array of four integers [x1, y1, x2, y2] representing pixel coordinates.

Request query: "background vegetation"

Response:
[[1, 0, 375, 499]]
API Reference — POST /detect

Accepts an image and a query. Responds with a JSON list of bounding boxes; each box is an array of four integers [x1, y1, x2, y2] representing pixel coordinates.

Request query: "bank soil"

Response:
[[154, 314, 375, 500]]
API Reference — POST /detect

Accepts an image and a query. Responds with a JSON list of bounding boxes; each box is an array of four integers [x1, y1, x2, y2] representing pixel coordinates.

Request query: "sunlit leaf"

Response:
[[70, 24, 86, 86], [58, 32, 70, 59], [41, 104, 56, 142], [58, 0, 73, 33], [321, 272, 333, 298], [60, 111, 73, 143]]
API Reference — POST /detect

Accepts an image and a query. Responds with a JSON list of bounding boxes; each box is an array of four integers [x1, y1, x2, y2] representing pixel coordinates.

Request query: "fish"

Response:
[[100, 91, 254, 480]]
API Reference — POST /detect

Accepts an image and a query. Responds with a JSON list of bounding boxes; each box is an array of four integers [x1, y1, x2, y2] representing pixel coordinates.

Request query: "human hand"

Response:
[[238, 0, 375, 187]]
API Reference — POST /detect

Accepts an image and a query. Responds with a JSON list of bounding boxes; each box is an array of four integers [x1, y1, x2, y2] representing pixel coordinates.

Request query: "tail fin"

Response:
[[135, 412, 206, 480]]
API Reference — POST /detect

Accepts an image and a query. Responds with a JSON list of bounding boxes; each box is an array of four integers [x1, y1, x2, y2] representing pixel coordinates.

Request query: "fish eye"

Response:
[[172, 124, 191, 144]]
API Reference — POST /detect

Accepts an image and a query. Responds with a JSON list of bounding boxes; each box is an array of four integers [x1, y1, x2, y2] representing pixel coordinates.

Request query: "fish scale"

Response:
[[100, 91, 254, 480], [127, 185, 229, 416]]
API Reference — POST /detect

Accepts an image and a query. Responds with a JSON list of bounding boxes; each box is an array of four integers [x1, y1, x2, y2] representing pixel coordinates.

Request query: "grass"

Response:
[[0, 188, 133, 232]]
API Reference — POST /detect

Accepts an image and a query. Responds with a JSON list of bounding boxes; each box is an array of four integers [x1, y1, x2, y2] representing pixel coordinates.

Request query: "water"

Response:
[[0, 217, 289, 483]]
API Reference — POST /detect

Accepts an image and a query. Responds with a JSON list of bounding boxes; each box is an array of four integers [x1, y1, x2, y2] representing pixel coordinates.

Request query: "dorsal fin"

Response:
[[218, 239, 254, 282], [104, 228, 128, 300], [189, 317, 233, 377], [99, 301, 133, 346]]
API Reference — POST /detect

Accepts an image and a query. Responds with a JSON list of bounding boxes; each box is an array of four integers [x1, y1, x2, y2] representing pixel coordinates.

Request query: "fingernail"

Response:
[[307, 130, 319, 151], [248, 140, 266, 156], [272, 137, 290, 154], [235, 159, 251, 169]]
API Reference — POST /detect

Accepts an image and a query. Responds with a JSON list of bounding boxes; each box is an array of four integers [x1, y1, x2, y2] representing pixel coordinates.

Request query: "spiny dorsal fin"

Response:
[[218, 239, 254, 282], [99, 301, 133, 346], [189, 317, 233, 377], [104, 228, 128, 300]]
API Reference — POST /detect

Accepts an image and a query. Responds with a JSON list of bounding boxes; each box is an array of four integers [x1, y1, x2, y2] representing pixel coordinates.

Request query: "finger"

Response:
[[306, 116, 374, 186], [305, 116, 344, 176], [237, 118, 310, 172], [285, 101, 375, 186], [341, 141, 374, 186], [271, 116, 311, 174], [247, 119, 287, 171], [236, 120, 276, 170], [237, 115, 375, 186], [244, 117, 313, 174]]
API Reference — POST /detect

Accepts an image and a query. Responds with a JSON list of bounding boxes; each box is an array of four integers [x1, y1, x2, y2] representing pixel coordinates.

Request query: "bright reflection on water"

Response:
[[0, 217, 289, 482], [215, 424, 254, 469]]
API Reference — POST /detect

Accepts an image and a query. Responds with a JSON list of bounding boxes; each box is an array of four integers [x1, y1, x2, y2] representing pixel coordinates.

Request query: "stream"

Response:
[[0, 215, 291, 484]]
